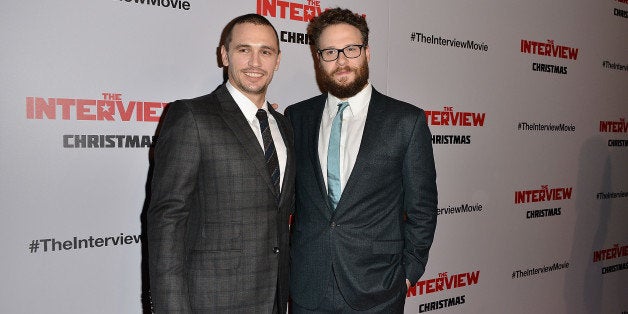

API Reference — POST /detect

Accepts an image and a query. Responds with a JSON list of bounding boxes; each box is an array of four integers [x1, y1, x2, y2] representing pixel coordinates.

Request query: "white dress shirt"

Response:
[[226, 81, 287, 191], [318, 83, 372, 192]]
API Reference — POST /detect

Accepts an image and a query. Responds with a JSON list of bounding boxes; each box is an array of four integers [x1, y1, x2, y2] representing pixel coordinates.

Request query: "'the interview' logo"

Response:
[[257, 0, 366, 22], [521, 39, 579, 75], [407, 270, 480, 297], [425, 107, 486, 127], [26, 93, 167, 122], [515, 185, 573, 204], [257, 0, 322, 22], [599, 117, 628, 147], [599, 117, 628, 133], [520, 39, 579, 60], [426, 106, 485, 145]]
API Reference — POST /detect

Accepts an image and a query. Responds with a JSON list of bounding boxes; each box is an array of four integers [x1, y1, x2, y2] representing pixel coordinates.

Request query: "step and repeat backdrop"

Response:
[[1, 1, 626, 313]]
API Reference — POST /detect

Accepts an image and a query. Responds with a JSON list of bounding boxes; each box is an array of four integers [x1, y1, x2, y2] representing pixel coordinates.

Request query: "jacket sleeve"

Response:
[[402, 109, 438, 285], [147, 101, 199, 313]]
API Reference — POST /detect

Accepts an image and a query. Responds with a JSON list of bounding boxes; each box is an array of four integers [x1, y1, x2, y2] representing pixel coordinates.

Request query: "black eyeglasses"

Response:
[[317, 44, 365, 62]]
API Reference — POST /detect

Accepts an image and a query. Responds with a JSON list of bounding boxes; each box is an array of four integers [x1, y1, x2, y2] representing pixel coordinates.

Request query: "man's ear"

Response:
[[220, 45, 229, 67], [275, 51, 281, 71]]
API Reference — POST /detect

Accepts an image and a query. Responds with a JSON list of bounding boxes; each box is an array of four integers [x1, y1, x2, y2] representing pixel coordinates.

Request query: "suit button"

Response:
[[273, 247, 280, 254], [330, 222, 336, 228]]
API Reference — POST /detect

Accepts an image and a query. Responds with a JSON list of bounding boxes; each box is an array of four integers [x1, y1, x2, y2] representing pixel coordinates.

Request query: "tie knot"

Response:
[[337, 102, 349, 115], [256, 109, 268, 120]]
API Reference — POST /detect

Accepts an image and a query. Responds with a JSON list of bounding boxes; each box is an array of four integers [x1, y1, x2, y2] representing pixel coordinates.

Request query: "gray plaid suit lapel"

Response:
[[215, 85, 277, 199], [268, 105, 293, 208]]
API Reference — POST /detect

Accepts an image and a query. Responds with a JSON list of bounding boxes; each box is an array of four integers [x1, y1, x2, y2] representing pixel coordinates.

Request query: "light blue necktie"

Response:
[[327, 101, 349, 210]]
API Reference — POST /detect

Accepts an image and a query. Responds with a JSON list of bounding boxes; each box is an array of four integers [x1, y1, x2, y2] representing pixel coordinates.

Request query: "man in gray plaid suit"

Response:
[[147, 13, 295, 313]]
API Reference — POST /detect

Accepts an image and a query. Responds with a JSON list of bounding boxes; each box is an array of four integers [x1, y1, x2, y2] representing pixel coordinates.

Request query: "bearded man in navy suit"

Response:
[[285, 8, 438, 313]]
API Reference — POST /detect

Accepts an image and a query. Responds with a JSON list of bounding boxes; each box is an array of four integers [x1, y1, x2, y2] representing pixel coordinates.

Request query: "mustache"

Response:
[[332, 66, 354, 75]]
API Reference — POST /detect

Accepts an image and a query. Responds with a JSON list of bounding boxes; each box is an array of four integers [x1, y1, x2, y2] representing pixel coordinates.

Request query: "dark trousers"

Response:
[[292, 272, 406, 314]]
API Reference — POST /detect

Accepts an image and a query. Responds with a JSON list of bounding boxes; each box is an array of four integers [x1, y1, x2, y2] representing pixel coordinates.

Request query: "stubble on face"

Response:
[[228, 57, 269, 96], [221, 23, 280, 105]]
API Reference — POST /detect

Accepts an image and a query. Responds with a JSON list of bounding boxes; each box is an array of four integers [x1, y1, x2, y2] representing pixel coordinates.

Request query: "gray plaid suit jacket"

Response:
[[148, 84, 295, 313]]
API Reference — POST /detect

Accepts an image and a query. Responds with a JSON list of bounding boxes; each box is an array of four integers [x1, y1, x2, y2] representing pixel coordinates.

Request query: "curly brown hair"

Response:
[[307, 8, 369, 49]]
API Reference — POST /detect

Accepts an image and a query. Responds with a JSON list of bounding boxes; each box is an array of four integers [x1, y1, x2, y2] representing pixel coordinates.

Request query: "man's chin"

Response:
[[241, 83, 267, 94], [335, 81, 353, 88], [333, 75, 354, 84]]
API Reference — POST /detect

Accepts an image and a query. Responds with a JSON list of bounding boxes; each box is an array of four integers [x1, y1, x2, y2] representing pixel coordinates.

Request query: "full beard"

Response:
[[318, 62, 369, 99]]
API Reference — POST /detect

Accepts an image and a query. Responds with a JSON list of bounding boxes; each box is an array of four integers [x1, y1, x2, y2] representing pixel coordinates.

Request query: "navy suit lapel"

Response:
[[308, 98, 331, 212], [335, 89, 386, 214], [215, 85, 277, 199]]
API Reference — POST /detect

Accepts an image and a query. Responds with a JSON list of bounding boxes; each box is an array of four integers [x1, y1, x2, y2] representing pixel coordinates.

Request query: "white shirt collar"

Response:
[[226, 81, 269, 123], [326, 83, 372, 119]]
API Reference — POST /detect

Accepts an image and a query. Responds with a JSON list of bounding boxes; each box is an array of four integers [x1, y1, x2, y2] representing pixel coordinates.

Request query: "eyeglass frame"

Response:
[[317, 44, 366, 62]]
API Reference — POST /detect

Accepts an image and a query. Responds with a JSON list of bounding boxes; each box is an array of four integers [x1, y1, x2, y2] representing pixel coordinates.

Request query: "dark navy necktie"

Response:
[[256, 109, 281, 197]]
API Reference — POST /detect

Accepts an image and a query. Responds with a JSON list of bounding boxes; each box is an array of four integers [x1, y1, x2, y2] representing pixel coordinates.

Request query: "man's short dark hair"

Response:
[[307, 8, 369, 49], [222, 13, 280, 52]]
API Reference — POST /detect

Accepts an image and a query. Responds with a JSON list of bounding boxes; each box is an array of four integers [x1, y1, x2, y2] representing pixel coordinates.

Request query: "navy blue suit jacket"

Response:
[[285, 88, 437, 310]]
